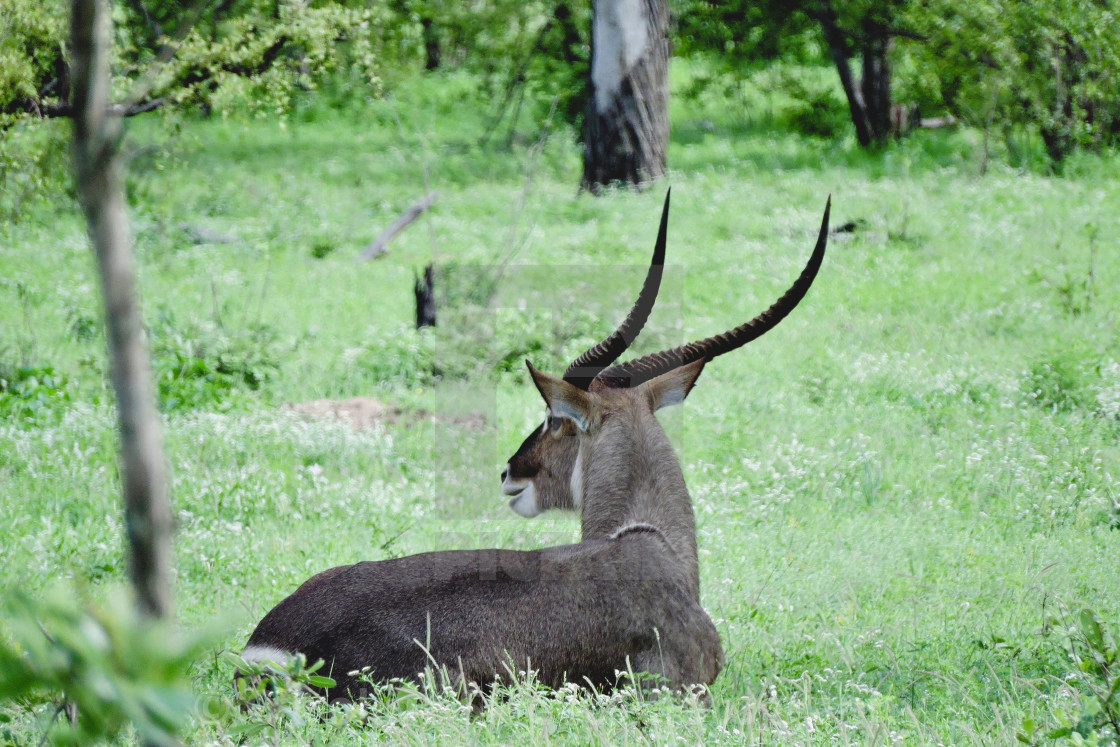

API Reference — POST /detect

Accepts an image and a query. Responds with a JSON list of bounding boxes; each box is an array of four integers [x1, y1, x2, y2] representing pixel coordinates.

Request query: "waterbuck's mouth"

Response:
[[504, 479, 540, 518], [501, 482, 527, 497]]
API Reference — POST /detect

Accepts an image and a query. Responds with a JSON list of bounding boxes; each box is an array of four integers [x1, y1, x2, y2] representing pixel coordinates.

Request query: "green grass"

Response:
[[1, 65, 1119, 744]]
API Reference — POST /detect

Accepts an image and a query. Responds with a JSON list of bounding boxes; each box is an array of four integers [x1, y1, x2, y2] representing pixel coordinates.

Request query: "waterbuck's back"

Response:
[[244, 532, 722, 700]]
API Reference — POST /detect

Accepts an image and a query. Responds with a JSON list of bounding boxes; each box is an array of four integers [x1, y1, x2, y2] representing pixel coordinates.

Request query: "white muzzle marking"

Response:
[[508, 483, 540, 517], [503, 467, 540, 517]]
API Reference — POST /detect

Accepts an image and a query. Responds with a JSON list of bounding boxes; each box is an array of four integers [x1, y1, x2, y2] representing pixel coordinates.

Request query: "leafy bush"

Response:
[[149, 314, 283, 412], [0, 119, 71, 223], [774, 68, 850, 139], [903, 0, 1120, 162], [0, 0, 424, 221], [0, 363, 72, 422], [1021, 604, 1120, 745], [1022, 357, 1092, 414], [421, 1, 590, 131], [0, 0, 407, 126], [0, 0, 67, 130], [346, 324, 437, 390], [228, 652, 336, 742], [0, 586, 219, 746]]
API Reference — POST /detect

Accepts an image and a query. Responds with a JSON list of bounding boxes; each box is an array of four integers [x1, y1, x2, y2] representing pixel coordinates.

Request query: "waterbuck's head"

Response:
[[502, 190, 672, 517], [527, 358, 709, 590], [501, 195, 831, 517]]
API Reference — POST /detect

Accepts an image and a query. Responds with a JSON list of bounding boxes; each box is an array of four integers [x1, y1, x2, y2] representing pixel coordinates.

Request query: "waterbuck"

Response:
[[241, 358, 723, 700], [503, 197, 832, 517], [240, 195, 830, 703]]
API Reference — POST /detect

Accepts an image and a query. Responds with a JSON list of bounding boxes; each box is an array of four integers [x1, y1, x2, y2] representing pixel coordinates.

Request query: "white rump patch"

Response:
[[241, 645, 294, 668], [570, 450, 583, 510]]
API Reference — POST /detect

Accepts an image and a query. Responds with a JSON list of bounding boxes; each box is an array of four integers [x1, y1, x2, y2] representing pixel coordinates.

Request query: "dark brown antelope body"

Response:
[[244, 533, 719, 699], [242, 194, 831, 702], [244, 360, 723, 700]]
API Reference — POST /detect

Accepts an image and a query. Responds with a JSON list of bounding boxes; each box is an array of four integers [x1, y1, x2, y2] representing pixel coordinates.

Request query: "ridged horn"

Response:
[[596, 196, 830, 389], [562, 188, 671, 390]]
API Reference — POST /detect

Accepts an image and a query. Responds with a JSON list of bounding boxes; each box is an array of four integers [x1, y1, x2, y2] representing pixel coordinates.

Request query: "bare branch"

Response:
[[360, 192, 439, 260]]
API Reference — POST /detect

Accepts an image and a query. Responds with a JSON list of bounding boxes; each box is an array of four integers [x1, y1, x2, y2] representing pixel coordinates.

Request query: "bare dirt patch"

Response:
[[286, 397, 485, 431]]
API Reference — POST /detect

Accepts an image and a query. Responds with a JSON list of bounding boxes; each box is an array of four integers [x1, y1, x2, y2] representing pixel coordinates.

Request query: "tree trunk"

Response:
[[860, 35, 893, 143], [414, 263, 436, 328], [815, 0, 893, 148], [816, 2, 874, 147], [421, 17, 440, 71], [581, 0, 669, 192], [71, 0, 173, 620]]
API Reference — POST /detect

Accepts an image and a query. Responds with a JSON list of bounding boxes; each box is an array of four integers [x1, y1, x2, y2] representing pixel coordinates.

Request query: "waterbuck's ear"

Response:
[[526, 361, 592, 431], [644, 359, 706, 411]]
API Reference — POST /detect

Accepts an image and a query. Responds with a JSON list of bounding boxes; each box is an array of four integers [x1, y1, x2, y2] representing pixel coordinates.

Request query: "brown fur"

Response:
[[243, 361, 722, 701]]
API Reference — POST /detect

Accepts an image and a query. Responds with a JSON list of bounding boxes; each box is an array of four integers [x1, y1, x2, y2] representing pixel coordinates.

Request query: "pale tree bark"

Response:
[[71, 0, 173, 620], [581, 0, 669, 192]]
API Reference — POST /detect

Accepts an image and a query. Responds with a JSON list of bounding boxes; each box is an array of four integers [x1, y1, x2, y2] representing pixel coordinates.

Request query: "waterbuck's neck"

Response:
[[578, 402, 700, 599]]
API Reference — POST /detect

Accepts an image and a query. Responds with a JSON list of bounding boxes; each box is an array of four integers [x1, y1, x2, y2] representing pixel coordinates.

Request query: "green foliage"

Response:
[[0, 119, 71, 222], [349, 324, 437, 390], [0, 363, 72, 423], [2, 66, 1120, 744], [406, 1, 589, 132], [0, 0, 416, 127], [228, 652, 336, 742], [136, 3, 388, 120], [904, 0, 1120, 162], [149, 313, 282, 412], [0, 0, 420, 216], [0, 0, 67, 127], [0, 586, 219, 746], [1022, 356, 1093, 414], [1020, 604, 1120, 745], [671, 0, 822, 68], [1020, 352, 1120, 425], [774, 67, 850, 139]]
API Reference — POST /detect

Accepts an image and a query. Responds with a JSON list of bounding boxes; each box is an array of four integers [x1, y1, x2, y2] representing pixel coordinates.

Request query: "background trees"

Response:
[[2, 0, 1118, 192], [0, 0, 408, 127], [674, 0, 922, 147], [903, 0, 1120, 162]]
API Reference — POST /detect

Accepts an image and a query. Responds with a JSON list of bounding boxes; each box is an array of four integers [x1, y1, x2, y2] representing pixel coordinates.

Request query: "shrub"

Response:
[[0, 586, 219, 746], [0, 362, 72, 423], [149, 313, 283, 412]]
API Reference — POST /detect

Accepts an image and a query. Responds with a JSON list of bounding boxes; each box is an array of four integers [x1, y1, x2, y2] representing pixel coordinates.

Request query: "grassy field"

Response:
[[1, 64, 1119, 744]]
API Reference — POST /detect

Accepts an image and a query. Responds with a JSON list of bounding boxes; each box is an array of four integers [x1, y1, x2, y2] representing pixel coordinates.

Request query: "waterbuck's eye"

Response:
[[547, 415, 563, 433]]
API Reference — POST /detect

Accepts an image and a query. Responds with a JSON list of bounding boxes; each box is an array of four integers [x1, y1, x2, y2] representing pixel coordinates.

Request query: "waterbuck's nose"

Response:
[[500, 466, 509, 483]]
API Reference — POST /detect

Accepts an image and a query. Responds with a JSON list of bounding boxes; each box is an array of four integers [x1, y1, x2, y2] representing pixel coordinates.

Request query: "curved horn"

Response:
[[597, 196, 830, 389], [562, 188, 671, 390]]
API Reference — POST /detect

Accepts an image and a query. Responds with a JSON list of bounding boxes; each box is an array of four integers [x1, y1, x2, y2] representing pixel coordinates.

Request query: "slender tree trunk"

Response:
[[581, 0, 669, 192], [815, 2, 874, 147], [860, 35, 893, 143], [414, 263, 436, 328], [71, 0, 173, 620], [814, 1, 896, 147], [421, 17, 440, 71]]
